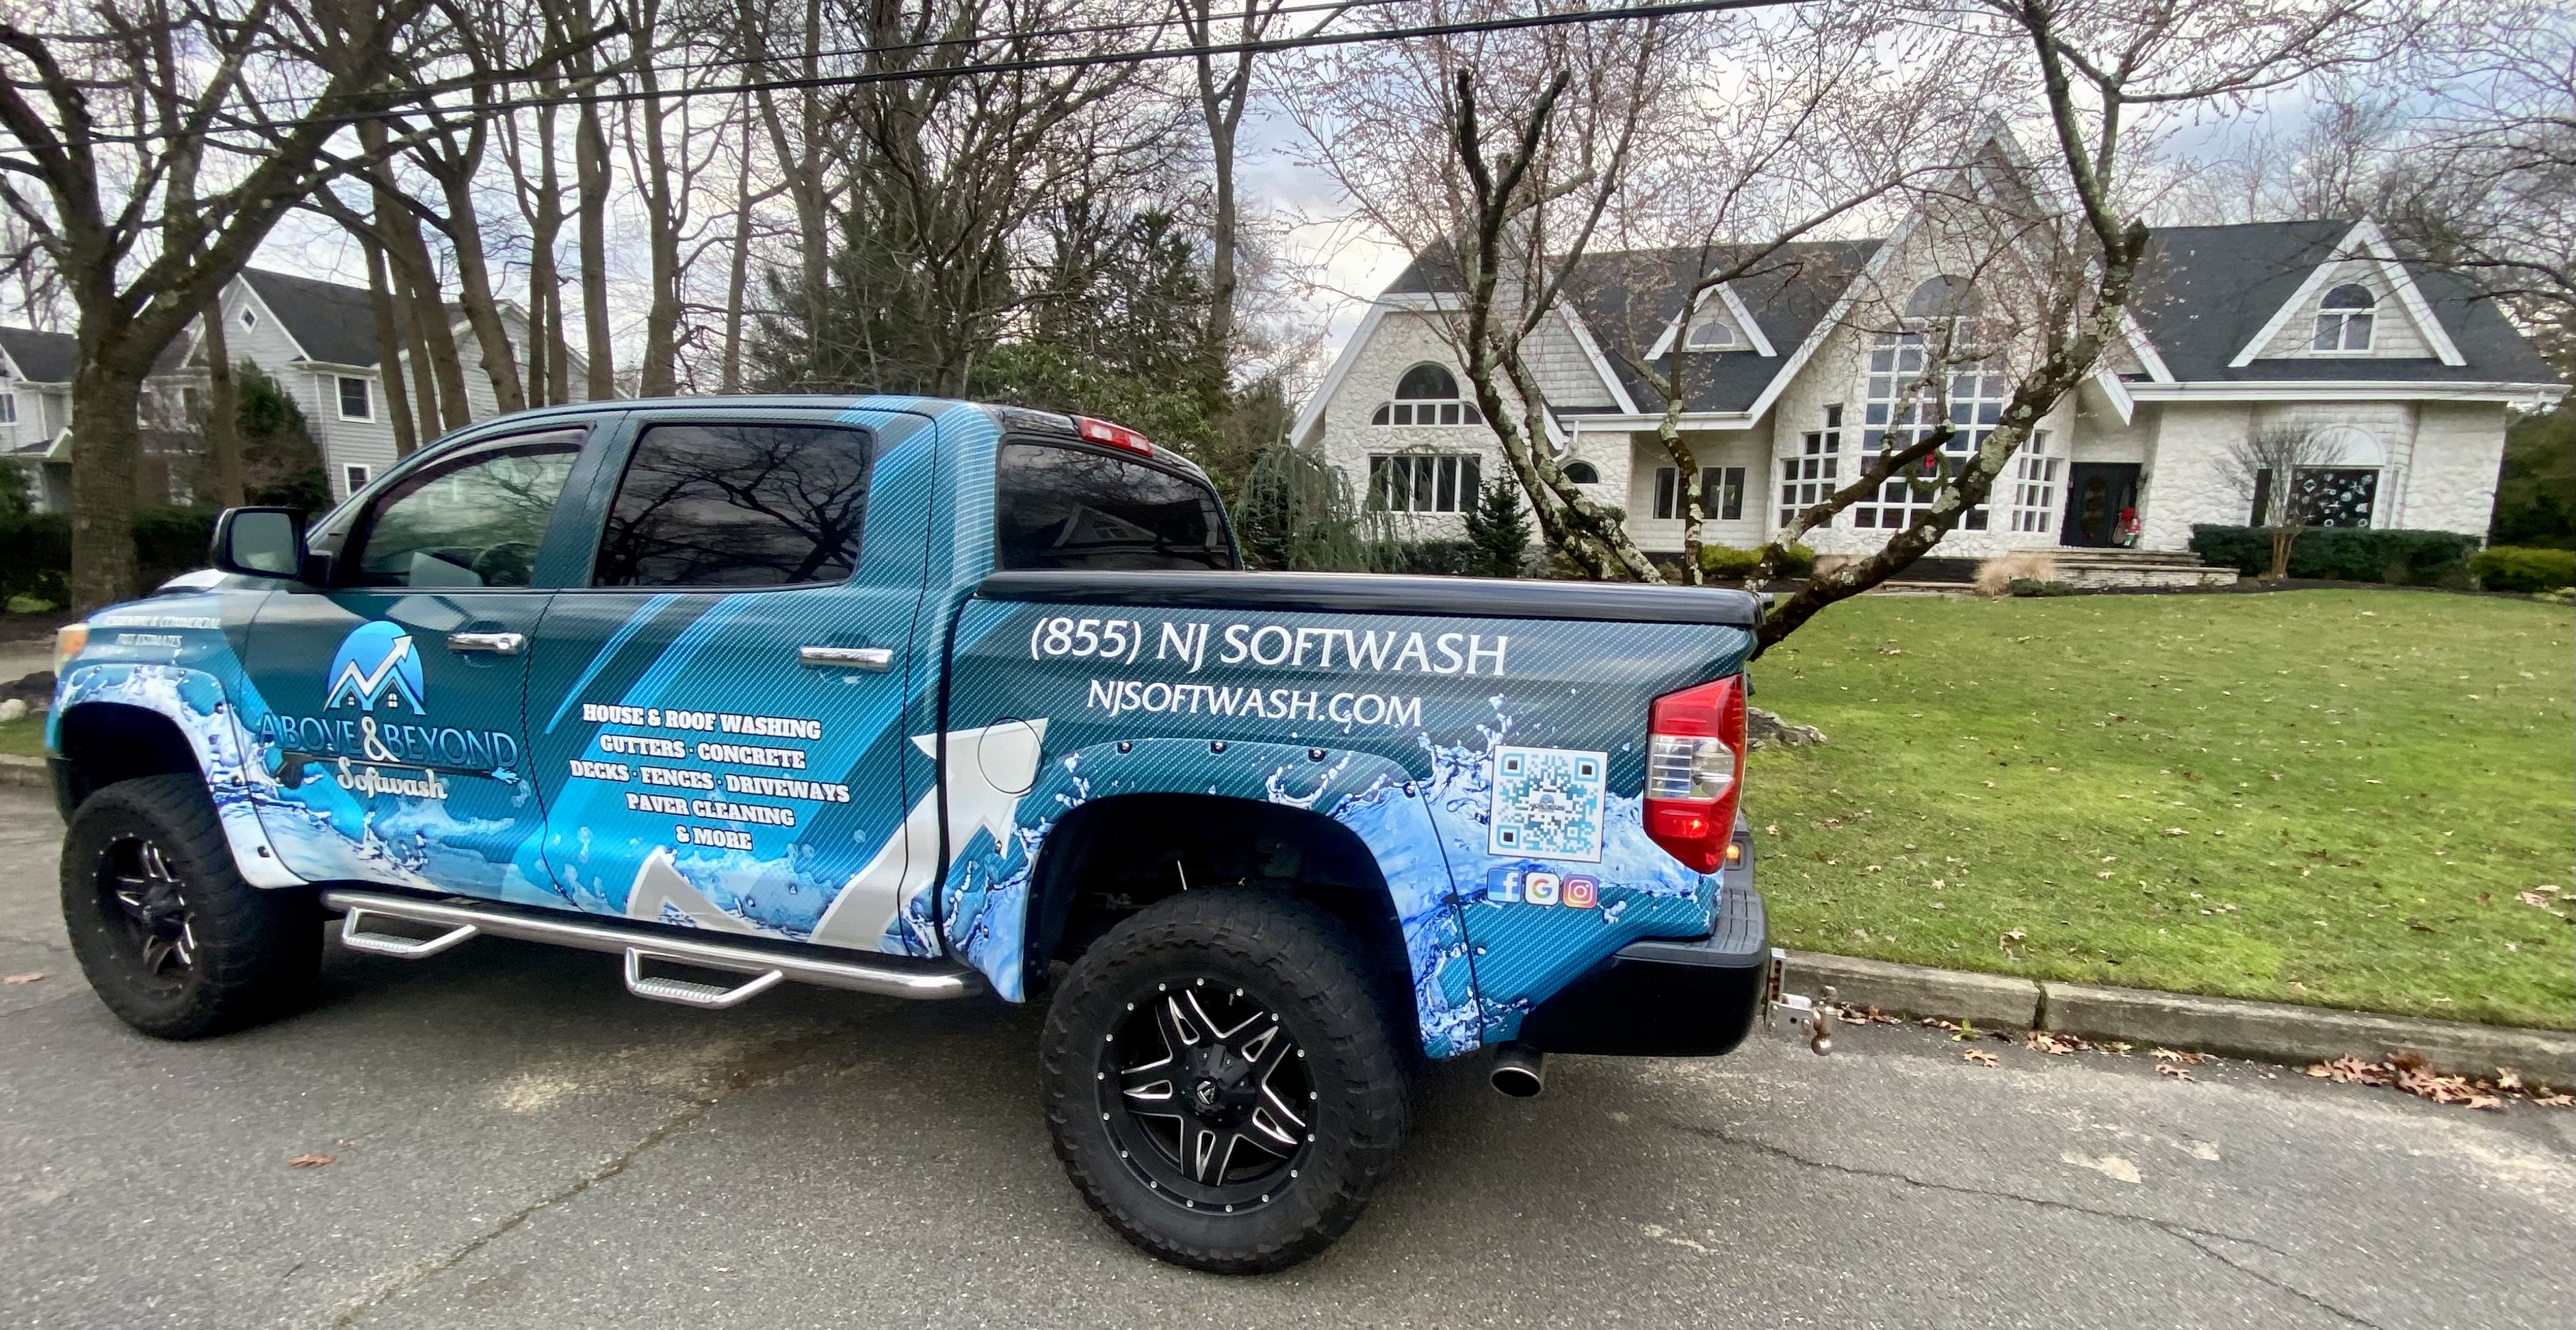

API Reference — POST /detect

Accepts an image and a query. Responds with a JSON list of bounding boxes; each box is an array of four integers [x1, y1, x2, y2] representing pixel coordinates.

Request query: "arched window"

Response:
[[2312, 283, 2376, 352], [1563, 460, 1600, 484], [1684, 317, 1738, 350], [1371, 362, 1484, 426], [1396, 363, 1457, 400], [1903, 275, 1981, 321]]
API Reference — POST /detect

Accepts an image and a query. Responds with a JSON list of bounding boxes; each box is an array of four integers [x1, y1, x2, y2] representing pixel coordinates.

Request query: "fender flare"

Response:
[[53, 662, 305, 889], [930, 736, 1486, 1058]]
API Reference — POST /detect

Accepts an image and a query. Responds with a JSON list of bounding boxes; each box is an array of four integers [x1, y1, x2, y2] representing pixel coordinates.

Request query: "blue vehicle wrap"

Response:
[[49, 395, 1757, 1062]]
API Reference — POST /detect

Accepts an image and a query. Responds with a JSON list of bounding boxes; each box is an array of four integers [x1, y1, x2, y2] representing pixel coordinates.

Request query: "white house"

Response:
[[5, 267, 595, 513], [0, 326, 78, 512], [1294, 188, 2567, 579]]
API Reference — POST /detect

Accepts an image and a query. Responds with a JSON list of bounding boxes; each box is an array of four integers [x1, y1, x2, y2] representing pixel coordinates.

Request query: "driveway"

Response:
[[1, 785, 2568, 1329]]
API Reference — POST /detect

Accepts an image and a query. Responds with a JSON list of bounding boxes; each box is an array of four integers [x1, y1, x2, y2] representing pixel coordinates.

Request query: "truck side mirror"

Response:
[[209, 507, 307, 578]]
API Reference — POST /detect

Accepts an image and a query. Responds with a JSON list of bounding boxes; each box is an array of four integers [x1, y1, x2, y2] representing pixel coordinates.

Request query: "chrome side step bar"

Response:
[[323, 889, 980, 1006]]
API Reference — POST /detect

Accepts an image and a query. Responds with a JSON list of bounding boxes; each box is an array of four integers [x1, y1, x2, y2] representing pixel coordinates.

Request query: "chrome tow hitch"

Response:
[[1764, 947, 1835, 1055]]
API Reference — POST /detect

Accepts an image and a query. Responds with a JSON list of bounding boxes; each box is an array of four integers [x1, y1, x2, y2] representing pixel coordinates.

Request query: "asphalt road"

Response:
[[2, 784, 2568, 1329]]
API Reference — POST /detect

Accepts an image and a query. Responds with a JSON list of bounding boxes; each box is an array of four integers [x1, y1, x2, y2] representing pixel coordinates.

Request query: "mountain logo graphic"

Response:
[[324, 621, 427, 713]]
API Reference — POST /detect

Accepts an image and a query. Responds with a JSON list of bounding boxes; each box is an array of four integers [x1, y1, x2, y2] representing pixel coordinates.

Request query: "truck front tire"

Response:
[[60, 774, 319, 1040], [1040, 886, 1411, 1273]]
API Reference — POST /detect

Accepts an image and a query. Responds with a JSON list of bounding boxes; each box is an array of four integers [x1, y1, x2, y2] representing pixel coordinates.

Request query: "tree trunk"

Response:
[[437, 153, 529, 415], [363, 234, 419, 458], [1654, 403, 1705, 586], [198, 297, 243, 508], [632, 82, 681, 397], [720, 109, 755, 393], [576, 91, 616, 400], [67, 354, 144, 610], [2269, 527, 2296, 579]]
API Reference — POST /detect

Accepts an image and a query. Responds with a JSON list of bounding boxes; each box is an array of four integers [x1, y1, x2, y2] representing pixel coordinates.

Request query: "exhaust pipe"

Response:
[[1490, 1042, 1546, 1097]]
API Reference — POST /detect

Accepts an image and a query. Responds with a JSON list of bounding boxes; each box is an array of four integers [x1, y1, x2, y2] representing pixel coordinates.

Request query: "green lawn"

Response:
[[0, 716, 40, 759], [1749, 588, 2575, 1030]]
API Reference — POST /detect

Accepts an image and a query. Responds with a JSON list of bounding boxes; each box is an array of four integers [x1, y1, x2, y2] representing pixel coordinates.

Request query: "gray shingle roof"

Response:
[[1560, 239, 1879, 413], [0, 326, 76, 383], [240, 268, 386, 367], [1376, 220, 2560, 410], [2129, 221, 2560, 384]]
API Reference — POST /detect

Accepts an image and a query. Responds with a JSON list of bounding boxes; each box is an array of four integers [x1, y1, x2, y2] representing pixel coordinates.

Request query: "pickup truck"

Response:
[[45, 396, 1780, 1273]]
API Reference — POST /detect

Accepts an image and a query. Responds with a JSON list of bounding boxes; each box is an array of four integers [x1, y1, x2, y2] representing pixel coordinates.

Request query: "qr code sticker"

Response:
[[1487, 746, 1609, 863]]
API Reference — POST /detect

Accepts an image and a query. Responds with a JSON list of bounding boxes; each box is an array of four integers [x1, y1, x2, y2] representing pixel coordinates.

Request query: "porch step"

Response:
[[2041, 547, 2239, 588]]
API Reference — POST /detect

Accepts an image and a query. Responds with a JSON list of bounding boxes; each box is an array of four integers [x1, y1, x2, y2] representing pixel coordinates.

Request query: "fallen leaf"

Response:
[[2062, 1151, 2142, 1183], [2, 972, 42, 985], [2158, 1065, 2196, 1081], [2026, 1030, 2089, 1055], [1962, 1049, 1999, 1067], [286, 1154, 336, 1168], [2163, 827, 2189, 836]]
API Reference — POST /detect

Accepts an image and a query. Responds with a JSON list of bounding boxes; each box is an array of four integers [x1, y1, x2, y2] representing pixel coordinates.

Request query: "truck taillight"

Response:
[[1643, 675, 1745, 874], [1074, 415, 1154, 456]]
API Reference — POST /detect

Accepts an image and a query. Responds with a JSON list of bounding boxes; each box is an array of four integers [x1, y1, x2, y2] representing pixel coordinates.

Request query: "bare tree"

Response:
[[2218, 421, 2338, 578], [1595, 4, 1973, 582], [1743, 0, 2399, 651], [1285, 5, 1683, 579], [0, 0, 431, 607]]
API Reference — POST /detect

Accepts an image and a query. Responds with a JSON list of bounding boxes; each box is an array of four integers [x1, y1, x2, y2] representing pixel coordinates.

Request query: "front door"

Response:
[[523, 410, 934, 949], [240, 429, 590, 896], [2061, 463, 2141, 547]]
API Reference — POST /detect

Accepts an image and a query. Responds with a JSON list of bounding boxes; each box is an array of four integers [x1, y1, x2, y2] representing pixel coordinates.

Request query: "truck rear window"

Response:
[[994, 442, 1235, 571]]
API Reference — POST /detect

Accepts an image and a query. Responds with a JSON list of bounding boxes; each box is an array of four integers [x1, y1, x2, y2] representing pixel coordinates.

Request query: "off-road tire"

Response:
[[1041, 887, 1411, 1273], [61, 774, 320, 1040]]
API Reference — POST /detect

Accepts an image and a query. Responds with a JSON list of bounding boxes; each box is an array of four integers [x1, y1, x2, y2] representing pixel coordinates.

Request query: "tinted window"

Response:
[[595, 422, 873, 587], [994, 443, 1234, 571], [346, 437, 580, 588]]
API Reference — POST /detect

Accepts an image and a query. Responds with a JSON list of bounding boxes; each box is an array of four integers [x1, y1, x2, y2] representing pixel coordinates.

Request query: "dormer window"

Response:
[[1370, 363, 1483, 426], [1683, 317, 1739, 350], [2312, 283, 2375, 352]]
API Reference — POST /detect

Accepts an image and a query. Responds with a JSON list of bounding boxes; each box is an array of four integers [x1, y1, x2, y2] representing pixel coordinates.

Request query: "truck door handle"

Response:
[[447, 631, 526, 656], [798, 645, 892, 671]]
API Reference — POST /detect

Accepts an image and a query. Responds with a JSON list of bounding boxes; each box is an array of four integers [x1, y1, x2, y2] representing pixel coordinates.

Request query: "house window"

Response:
[[344, 464, 373, 496], [0, 393, 15, 424], [1654, 464, 1745, 521], [337, 375, 373, 421], [1708, 467, 1745, 521], [239, 307, 258, 330], [2312, 283, 2376, 352], [1367, 453, 1479, 514], [2295, 468, 2378, 527], [1858, 333, 2001, 531], [1370, 363, 1483, 426], [1684, 317, 1738, 350], [1563, 460, 1600, 484], [1778, 406, 1843, 527], [2007, 431, 2058, 532]]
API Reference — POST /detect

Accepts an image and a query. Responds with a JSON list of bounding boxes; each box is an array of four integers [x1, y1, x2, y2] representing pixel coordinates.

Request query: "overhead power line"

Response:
[[270, 0, 1788, 129]]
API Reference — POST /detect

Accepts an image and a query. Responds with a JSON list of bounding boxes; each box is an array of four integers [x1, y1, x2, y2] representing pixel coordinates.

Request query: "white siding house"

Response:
[[1295, 175, 2566, 576]]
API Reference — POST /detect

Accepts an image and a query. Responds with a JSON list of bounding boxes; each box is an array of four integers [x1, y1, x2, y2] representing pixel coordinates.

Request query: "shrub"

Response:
[[2189, 525, 2482, 586], [0, 509, 70, 605], [1458, 477, 1530, 577], [1699, 541, 1815, 581], [2008, 577, 2079, 597], [134, 507, 221, 588], [2469, 545, 2576, 594]]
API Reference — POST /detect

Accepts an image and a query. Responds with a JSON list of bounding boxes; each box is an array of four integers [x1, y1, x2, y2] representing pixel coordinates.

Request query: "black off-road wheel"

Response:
[[60, 774, 320, 1040], [1041, 887, 1412, 1274]]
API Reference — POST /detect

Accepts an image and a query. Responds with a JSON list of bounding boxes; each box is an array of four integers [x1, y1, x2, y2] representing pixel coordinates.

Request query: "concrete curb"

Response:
[[0, 754, 46, 790], [1784, 950, 2574, 1083]]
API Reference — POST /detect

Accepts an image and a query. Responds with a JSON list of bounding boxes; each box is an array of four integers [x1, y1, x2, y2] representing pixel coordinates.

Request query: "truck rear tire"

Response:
[[1040, 886, 1411, 1273], [60, 774, 319, 1040]]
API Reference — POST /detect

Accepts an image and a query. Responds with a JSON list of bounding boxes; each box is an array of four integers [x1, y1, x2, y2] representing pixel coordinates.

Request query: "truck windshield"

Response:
[[995, 442, 1236, 571]]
